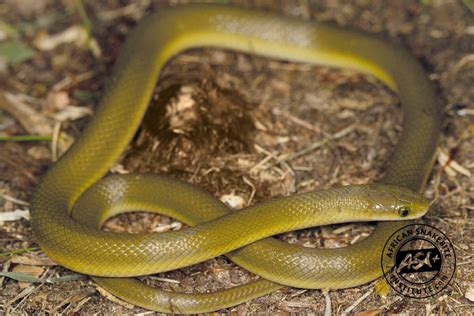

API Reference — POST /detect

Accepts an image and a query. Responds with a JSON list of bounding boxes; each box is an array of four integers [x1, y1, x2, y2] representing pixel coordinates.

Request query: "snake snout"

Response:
[[407, 195, 431, 218], [367, 184, 430, 220]]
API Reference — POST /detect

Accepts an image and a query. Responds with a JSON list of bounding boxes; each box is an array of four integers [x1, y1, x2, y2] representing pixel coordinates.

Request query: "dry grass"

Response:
[[1, 0, 473, 314]]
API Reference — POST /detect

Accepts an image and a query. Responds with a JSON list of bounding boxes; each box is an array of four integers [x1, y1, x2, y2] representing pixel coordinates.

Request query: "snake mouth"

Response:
[[400, 197, 431, 220]]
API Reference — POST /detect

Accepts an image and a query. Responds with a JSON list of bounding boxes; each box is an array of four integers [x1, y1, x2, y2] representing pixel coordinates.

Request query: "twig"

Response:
[[289, 289, 308, 298], [323, 290, 331, 316], [1, 193, 29, 206], [69, 297, 92, 314], [249, 152, 276, 174], [277, 124, 354, 163], [243, 176, 256, 206], [147, 276, 180, 284], [51, 121, 62, 161], [278, 110, 320, 132], [343, 288, 374, 313]]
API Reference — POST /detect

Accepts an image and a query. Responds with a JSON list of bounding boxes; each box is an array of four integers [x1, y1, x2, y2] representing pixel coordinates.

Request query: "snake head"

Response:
[[367, 184, 430, 220]]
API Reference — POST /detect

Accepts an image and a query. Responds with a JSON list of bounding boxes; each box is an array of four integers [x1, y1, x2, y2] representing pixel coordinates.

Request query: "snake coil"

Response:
[[30, 5, 441, 313]]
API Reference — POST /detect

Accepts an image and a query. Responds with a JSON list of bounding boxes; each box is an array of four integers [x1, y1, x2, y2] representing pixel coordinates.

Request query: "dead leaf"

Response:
[[6, 0, 52, 17], [220, 194, 246, 209], [52, 105, 92, 122], [0, 39, 35, 65], [48, 90, 70, 110], [12, 265, 45, 289], [12, 265, 44, 276], [10, 254, 58, 266], [33, 25, 87, 51], [438, 150, 471, 177], [0, 209, 30, 221], [98, 0, 150, 21], [465, 285, 474, 302]]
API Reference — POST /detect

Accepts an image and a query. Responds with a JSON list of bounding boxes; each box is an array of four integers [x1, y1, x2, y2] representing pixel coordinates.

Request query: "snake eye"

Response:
[[398, 206, 410, 217]]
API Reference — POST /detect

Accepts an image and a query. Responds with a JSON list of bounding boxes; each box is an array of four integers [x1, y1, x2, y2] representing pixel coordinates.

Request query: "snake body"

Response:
[[30, 4, 441, 313]]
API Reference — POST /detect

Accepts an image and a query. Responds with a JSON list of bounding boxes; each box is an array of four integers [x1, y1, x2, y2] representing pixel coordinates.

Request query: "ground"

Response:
[[0, 0, 473, 314]]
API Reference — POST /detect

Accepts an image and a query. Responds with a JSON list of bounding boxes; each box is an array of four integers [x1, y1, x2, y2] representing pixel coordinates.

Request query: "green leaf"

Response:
[[0, 21, 19, 38], [0, 247, 39, 257], [0, 271, 41, 283], [0, 271, 86, 284], [0, 39, 35, 65], [74, 0, 92, 41]]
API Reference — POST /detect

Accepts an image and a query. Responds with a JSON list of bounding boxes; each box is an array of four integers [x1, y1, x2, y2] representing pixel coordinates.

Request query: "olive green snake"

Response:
[[30, 4, 441, 313]]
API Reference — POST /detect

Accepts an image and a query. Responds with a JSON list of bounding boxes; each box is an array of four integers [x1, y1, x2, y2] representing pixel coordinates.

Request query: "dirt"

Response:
[[0, 0, 473, 314]]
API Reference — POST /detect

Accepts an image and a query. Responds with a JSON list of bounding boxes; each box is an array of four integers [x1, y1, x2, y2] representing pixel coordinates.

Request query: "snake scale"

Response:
[[30, 4, 441, 313]]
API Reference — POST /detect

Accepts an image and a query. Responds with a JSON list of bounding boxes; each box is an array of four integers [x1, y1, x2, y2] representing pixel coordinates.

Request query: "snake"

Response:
[[29, 4, 442, 314]]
